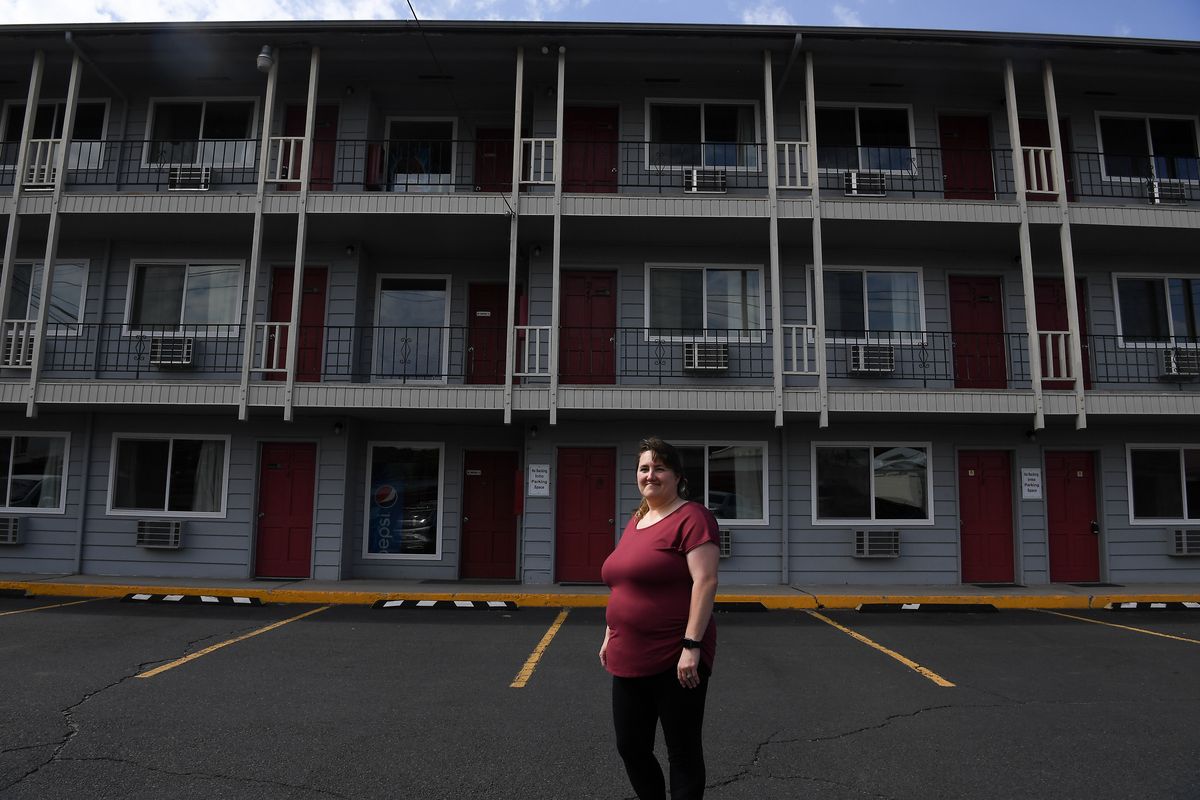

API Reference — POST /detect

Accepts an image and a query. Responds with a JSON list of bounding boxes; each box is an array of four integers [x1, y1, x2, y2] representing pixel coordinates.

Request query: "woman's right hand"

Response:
[[599, 627, 611, 668]]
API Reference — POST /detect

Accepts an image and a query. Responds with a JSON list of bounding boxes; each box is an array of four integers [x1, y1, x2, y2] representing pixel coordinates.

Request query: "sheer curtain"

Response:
[[192, 440, 224, 512], [37, 438, 65, 509]]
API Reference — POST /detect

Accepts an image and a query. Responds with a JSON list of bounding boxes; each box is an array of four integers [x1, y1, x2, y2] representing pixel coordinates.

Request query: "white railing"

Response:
[[777, 141, 810, 189], [515, 325, 552, 376], [521, 138, 555, 184], [2, 319, 37, 368], [24, 139, 61, 187], [1039, 331, 1074, 381], [783, 324, 818, 375], [267, 136, 304, 183], [1022, 146, 1056, 195], [253, 322, 290, 373]]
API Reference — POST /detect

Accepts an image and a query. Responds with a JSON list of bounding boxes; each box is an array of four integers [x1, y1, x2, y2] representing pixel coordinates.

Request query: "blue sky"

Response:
[[4, 0, 1200, 40]]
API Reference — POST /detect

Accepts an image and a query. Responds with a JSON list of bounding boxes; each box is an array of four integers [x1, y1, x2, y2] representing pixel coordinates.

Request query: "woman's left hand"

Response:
[[677, 647, 701, 689]]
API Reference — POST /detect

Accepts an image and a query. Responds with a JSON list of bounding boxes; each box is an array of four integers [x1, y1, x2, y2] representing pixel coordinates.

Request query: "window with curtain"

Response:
[[822, 269, 922, 337], [815, 106, 913, 171], [387, 119, 455, 185], [1116, 275, 1200, 343], [675, 443, 767, 524], [1098, 115, 1200, 181], [0, 434, 67, 511], [648, 266, 762, 337], [6, 262, 87, 330], [815, 444, 930, 522], [1129, 447, 1200, 521], [111, 437, 226, 514], [128, 262, 241, 331], [648, 102, 759, 168]]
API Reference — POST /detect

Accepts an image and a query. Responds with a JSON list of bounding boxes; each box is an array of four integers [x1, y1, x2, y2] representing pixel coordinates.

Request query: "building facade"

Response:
[[0, 21, 1198, 586]]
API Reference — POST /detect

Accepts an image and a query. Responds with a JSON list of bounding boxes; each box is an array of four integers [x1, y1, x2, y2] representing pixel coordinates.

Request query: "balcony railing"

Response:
[[30, 324, 246, 376], [824, 330, 1034, 388], [1087, 335, 1200, 387]]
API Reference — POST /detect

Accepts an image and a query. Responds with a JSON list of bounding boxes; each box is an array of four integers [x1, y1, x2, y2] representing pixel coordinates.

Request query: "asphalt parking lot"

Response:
[[2, 596, 1199, 800]]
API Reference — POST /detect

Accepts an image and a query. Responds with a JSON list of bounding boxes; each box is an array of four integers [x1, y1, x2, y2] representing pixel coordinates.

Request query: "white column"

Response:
[[804, 53, 830, 428], [503, 48, 525, 425], [764, 50, 784, 428], [548, 47, 566, 426]]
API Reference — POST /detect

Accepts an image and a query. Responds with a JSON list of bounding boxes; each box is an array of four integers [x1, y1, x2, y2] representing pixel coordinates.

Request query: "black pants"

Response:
[[612, 666, 710, 800]]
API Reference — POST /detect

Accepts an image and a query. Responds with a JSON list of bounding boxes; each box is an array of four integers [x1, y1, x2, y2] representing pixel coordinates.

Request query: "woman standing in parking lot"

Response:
[[600, 436, 721, 800]]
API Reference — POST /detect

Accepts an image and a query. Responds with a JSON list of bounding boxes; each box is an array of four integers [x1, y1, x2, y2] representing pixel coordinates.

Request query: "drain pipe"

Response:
[[65, 32, 130, 191], [72, 412, 95, 574], [779, 425, 790, 585]]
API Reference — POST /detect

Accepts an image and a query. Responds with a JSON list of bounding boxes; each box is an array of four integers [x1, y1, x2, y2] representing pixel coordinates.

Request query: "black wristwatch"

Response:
[[681, 637, 702, 649]]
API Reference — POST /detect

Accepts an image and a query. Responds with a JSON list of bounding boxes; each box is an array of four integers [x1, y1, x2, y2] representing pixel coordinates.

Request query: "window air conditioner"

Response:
[[683, 168, 728, 194], [1160, 348, 1200, 379], [2, 331, 36, 368], [849, 343, 896, 374], [1147, 179, 1186, 205], [149, 337, 195, 367], [854, 529, 900, 558], [844, 170, 887, 197], [719, 529, 732, 559], [0, 517, 20, 545], [167, 166, 212, 191], [1171, 529, 1200, 557], [136, 519, 184, 550], [683, 341, 730, 371]]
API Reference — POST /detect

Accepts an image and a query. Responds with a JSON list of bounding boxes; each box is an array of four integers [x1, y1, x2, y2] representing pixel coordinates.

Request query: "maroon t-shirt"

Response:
[[601, 501, 719, 678]]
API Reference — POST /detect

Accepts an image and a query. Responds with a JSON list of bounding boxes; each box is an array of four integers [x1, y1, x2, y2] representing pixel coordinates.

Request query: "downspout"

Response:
[[90, 238, 112, 379], [548, 47, 566, 427], [72, 412, 94, 574], [502, 48, 525, 426], [804, 53, 830, 428], [774, 33, 803, 99], [779, 425, 789, 585], [764, 50, 784, 429], [64, 33, 130, 193]]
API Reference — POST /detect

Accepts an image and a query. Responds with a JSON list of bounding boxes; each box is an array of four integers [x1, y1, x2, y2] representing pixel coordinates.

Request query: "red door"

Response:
[[461, 451, 519, 579], [949, 275, 1007, 389], [1019, 118, 1075, 201], [564, 107, 619, 193], [560, 272, 616, 384], [269, 267, 327, 382], [1035, 278, 1091, 390], [938, 115, 995, 200], [283, 105, 337, 191], [467, 284, 507, 385], [255, 442, 316, 578], [958, 450, 1015, 583], [474, 128, 514, 193], [1045, 451, 1101, 583], [555, 447, 616, 583]]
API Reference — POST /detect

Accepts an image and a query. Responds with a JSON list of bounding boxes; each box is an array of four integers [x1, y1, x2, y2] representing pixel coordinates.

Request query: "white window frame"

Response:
[[1125, 443, 1200, 525], [106, 433, 231, 518], [0, 98, 110, 172], [142, 97, 261, 168], [811, 441, 935, 526], [372, 273, 452, 384], [0, 431, 70, 514], [643, 98, 763, 172], [1111, 272, 1200, 348], [123, 259, 246, 337], [809, 102, 917, 175], [674, 440, 769, 527], [644, 262, 767, 342], [808, 266, 928, 344], [384, 116, 459, 189], [362, 441, 445, 561], [1094, 111, 1200, 184], [7, 260, 90, 337]]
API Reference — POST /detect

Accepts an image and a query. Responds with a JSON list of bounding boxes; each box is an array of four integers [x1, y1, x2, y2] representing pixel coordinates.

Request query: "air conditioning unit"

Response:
[[1172, 529, 1200, 557], [683, 341, 730, 371], [136, 519, 184, 549], [854, 529, 900, 558], [683, 168, 728, 194], [849, 343, 896, 374], [0, 517, 20, 545], [167, 166, 212, 191], [1148, 179, 1186, 205], [148, 337, 194, 367], [719, 529, 732, 559], [844, 170, 887, 197], [2, 331, 36, 368], [1160, 348, 1200, 379]]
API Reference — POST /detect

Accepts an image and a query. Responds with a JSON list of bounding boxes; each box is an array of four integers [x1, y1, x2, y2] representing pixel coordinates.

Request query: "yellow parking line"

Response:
[[0, 598, 102, 617], [511, 608, 570, 689], [1035, 609, 1200, 645], [804, 609, 955, 688], [136, 605, 331, 679]]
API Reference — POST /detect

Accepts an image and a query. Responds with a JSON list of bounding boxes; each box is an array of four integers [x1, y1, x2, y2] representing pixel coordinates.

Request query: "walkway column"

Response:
[[764, 50, 784, 429], [502, 48, 525, 425]]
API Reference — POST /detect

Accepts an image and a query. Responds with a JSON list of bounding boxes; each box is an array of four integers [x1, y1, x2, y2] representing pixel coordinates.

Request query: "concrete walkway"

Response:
[[3, 573, 1199, 609]]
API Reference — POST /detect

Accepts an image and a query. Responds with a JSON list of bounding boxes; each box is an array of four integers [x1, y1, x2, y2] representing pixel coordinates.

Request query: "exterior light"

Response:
[[256, 45, 274, 74]]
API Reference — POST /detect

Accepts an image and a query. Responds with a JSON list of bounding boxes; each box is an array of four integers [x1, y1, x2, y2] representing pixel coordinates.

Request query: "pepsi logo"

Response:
[[374, 484, 398, 508]]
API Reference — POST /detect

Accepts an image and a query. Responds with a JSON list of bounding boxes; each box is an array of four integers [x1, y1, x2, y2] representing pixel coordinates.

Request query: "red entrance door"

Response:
[[461, 451, 519, 579], [283, 105, 338, 191], [269, 266, 327, 382], [949, 275, 1007, 389], [1019, 118, 1075, 201], [1045, 451, 1101, 583], [474, 128, 514, 193], [468, 284, 507, 385], [938, 115, 995, 200], [958, 450, 1015, 583], [555, 447, 616, 583], [255, 442, 316, 578], [564, 107, 619, 193], [560, 272, 616, 384], [1035, 278, 1091, 390]]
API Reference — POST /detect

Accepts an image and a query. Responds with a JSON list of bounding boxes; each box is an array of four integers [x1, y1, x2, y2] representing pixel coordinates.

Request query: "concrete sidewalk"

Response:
[[3, 573, 1199, 609]]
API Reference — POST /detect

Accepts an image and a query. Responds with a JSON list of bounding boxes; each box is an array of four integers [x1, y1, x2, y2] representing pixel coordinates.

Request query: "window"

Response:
[[374, 276, 449, 380], [109, 436, 227, 516], [364, 443, 443, 558], [1115, 275, 1200, 343], [647, 265, 763, 337], [386, 118, 456, 188], [0, 434, 68, 512], [816, 105, 913, 171], [146, 99, 257, 166], [1097, 114, 1200, 181], [675, 443, 767, 525], [647, 101, 759, 168], [1128, 446, 1200, 522], [1, 100, 108, 169], [6, 262, 87, 330], [127, 262, 242, 332], [822, 269, 923, 337], [814, 444, 931, 523]]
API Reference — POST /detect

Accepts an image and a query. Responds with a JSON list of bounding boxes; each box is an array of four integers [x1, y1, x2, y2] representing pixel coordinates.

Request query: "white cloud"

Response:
[[1113, 22, 1133, 37], [831, 2, 863, 26], [740, 2, 794, 25]]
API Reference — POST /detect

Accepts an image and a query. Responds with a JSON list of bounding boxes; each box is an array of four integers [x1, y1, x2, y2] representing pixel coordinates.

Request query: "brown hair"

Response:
[[634, 436, 691, 519]]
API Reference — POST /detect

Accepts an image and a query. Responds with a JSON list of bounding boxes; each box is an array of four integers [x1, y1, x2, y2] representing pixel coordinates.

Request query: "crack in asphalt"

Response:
[[0, 742, 59, 757], [56, 756, 354, 800]]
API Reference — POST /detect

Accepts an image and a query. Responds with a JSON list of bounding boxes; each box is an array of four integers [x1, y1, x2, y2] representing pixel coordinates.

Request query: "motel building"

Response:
[[0, 20, 1198, 588]]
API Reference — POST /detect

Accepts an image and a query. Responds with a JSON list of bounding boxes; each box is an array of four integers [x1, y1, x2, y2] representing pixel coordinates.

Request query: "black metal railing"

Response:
[[1066, 151, 1200, 203], [34, 323, 245, 376], [823, 330, 1033, 388], [1087, 335, 1200, 388], [322, 326, 473, 382], [0, 140, 260, 189], [555, 327, 773, 384]]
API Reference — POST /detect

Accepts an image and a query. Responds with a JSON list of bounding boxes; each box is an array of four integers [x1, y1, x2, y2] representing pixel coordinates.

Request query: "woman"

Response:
[[600, 436, 721, 800]]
